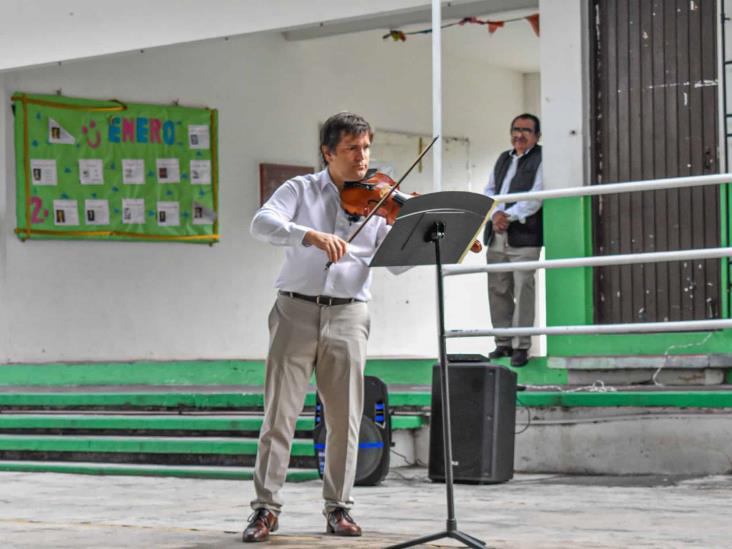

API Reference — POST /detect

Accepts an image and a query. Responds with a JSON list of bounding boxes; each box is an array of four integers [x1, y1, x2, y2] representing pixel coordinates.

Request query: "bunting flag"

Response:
[[382, 13, 540, 41], [487, 21, 505, 34], [525, 14, 540, 37]]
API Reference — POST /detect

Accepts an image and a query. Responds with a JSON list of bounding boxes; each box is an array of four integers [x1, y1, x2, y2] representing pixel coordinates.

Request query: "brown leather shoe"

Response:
[[325, 507, 362, 537], [242, 508, 278, 543]]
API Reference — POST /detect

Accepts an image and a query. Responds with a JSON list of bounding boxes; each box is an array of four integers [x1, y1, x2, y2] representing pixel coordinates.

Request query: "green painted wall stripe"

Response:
[[364, 359, 436, 385], [547, 331, 732, 356], [0, 360, 267, 387], [489, 357, 568, 385], [0, 435, 314, 456], [0, 461, 318, 482], [0, 359, 437, 387], [0, 414, 425, 431], [0, 358, 557, 388], [391, 415, 426, 429]]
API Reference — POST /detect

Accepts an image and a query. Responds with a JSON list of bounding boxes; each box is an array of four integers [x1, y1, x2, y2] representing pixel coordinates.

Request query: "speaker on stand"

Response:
[[313, 375, 391, 486], [429, 359, 517, 484]]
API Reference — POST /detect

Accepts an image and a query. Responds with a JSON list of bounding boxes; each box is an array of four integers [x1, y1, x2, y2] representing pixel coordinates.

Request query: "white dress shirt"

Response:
[[482, 148, 543, 223], [250, 168, 390, 301]]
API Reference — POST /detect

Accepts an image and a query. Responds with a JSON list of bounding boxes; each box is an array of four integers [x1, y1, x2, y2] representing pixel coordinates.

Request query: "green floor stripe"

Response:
[[0, 415, 313, 432], [0, 393, 262, 409], [0, 414, 425, 431], [0, 392, 431, 409], [1, 390, 731, 410], [0, 461, 319, 481], [518, 390, 732, 408]]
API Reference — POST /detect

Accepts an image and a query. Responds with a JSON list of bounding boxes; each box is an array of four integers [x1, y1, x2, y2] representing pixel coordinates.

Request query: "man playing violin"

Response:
[[246, 112, 392, 542]]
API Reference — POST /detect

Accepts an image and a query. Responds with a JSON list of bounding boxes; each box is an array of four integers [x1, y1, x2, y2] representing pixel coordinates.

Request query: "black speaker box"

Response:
[[428, 362, 517, 484], [313, 375, 391, 486]]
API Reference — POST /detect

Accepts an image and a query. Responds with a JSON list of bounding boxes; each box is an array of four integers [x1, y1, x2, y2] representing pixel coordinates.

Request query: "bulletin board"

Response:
[[259, 163, 314, 206], [12, 92, 219, 243]]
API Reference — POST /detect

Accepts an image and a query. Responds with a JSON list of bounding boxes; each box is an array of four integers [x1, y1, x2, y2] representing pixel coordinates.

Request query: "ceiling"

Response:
[[1, 0, 538, 73]]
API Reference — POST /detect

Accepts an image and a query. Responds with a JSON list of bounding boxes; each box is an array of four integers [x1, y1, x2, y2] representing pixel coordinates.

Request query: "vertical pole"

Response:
[[721, 1, 729, 173], [432, 0, 442, 192], [719, 1, 732, 321], [433, 223, 457, 531]]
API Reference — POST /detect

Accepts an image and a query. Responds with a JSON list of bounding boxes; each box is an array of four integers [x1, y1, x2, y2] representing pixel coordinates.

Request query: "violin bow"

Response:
[[325, 135, 439, 270]]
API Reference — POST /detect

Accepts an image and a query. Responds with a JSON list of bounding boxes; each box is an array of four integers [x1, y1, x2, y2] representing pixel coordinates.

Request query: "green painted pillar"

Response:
[[544, 196, 594, 356]]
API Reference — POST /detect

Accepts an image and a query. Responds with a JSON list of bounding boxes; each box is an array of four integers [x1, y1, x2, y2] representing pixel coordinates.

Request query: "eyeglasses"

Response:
[[511, 126, 535, 134]]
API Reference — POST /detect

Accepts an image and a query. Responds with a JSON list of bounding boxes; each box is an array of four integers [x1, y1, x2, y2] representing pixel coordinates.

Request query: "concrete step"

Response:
[[1, 387, 731, 412], [0, 459, 320, 481], [0, 434, 306, 456], [0, 413, 427, 476], [0, 412, 427, 434], [0, 433, 316, 468], [0, 387, 432, 411], [2, 387, 732, 411]]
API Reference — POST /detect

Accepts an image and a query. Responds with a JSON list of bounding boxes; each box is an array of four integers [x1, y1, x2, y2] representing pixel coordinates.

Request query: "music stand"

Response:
[[371, 191, 493, 549]]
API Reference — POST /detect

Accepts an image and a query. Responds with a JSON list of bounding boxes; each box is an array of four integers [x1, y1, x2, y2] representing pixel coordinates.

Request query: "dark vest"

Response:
[[483, 144, 543, 247]]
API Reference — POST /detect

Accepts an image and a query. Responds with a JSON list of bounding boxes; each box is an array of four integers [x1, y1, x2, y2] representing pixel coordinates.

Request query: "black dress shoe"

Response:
[[511, 349, 529, 367], [326, 507, 362, 537], [488, 345, 513, 359], [242, 508, 278, 543]]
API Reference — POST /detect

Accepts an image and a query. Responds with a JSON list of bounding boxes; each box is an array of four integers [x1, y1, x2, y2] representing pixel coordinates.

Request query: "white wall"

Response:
[[0, 0, 433, 72], [523, 72, 541, 117], [539, 0, 588, 190], [0, 75, 10, 360], [0, 25, 538, 362]]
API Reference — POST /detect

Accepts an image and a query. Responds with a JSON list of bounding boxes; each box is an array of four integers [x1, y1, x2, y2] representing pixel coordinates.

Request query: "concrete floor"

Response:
[[1, 467, 731, 548]]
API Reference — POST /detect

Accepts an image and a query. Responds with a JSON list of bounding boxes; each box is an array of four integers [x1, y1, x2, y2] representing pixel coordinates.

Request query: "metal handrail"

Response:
[[490, 172, 731, 203], [444, 246, 732, 275], [447, 319, 732, 339], [448, 172, 732, 337]]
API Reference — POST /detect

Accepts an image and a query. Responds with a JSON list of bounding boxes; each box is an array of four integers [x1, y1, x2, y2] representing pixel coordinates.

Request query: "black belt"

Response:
[[279, 291, 362, 306]]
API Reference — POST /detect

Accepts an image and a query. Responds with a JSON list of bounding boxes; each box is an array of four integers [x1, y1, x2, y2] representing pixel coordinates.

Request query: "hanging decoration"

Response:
[[383, 13, 540, 41]]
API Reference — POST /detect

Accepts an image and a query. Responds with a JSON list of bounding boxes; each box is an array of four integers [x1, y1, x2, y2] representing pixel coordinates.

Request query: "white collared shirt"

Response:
[[482, 147, 543, 222], [250, 168, 390, 301]]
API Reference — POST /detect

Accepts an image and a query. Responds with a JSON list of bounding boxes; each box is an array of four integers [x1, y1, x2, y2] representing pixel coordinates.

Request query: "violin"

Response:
[[341, 170, 417, 225], [340, 169, 484, 253]]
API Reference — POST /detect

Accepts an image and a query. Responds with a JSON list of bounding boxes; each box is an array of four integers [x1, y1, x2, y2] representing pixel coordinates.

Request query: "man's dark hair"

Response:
[[320, 112, 373, 164], [511, 113, 541, 135]]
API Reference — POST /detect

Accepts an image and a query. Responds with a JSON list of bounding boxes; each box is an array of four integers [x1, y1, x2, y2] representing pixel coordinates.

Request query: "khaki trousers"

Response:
[[487, 232, 541, 350], [251, 294, 369, 515]]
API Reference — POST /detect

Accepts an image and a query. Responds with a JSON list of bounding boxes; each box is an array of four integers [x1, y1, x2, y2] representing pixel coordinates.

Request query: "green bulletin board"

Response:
[[12, 92, 218, 243]]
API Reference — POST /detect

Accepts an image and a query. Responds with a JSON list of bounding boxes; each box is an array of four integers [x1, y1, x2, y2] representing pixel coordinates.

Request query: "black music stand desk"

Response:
[[371, 191, 493, 549]]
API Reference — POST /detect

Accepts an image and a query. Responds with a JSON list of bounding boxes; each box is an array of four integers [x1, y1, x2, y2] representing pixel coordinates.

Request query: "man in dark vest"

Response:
[[482, 113, 543, 367]]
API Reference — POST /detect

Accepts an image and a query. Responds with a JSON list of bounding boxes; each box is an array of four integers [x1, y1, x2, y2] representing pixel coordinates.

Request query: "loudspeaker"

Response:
[[313, 375, 391, 486], [428, 362, 517, 484]]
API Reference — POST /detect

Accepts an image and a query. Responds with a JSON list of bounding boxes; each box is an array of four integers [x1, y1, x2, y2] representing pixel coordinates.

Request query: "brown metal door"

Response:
[[592, 0, 720, 324]]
